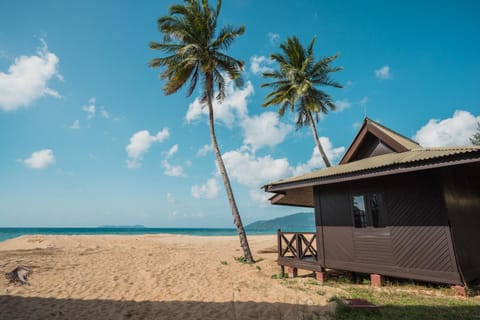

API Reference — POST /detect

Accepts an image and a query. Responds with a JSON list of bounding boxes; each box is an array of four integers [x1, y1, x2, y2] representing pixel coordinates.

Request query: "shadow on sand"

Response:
[[1, 295, 480, 320], [0, 295, 331, 320]]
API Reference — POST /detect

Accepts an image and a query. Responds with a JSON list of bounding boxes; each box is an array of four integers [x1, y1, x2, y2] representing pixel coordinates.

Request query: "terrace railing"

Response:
[[277, 230, 317, 261]]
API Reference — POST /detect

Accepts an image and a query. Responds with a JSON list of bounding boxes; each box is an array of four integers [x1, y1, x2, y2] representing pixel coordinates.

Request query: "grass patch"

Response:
[[271, 273, 288, 279], [234, 256, 250, 264], [220, 260, 228, 265], [330, 285, 480, 320]]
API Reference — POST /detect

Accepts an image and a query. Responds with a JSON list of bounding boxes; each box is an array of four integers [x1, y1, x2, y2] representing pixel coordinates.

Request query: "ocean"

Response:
[[0, 227, 276, 243]]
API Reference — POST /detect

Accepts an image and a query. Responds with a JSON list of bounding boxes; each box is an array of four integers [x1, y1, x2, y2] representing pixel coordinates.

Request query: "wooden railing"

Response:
[[277, 230, 317, 261]]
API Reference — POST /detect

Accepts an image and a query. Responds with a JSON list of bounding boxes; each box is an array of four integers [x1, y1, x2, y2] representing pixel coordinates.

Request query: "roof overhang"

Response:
[[265, 156, 480, 194]]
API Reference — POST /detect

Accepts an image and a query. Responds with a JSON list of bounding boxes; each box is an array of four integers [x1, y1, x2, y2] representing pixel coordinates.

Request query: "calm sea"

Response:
[[0, 227, 276, 243]]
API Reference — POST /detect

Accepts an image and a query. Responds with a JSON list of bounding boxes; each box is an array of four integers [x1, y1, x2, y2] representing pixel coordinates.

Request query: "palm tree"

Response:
[[262, 36, 343, 167], [149, 0, 254, 262], [471, 123, 480, 146]]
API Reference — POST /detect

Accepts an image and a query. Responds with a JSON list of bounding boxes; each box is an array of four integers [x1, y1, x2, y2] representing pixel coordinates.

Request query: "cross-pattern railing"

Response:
[[277, 230, 317, 261]]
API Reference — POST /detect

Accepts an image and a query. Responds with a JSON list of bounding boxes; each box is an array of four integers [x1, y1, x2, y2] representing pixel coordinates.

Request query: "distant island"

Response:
[[246, 212, 315, 232], [97, 225, 146, 229]]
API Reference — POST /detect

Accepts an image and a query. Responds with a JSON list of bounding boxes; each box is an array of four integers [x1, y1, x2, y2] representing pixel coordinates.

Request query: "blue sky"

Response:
[[1, 0, 479, 227]]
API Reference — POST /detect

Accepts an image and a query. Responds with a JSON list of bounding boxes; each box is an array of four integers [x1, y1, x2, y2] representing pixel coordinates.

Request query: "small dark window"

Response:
[[352, 195, 367, 228], [370, 193, 385, 228], [351, 192, 386, 228]]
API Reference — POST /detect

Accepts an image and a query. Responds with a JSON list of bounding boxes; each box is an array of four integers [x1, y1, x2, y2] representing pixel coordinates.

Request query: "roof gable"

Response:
[[339, 118, 421, 164]]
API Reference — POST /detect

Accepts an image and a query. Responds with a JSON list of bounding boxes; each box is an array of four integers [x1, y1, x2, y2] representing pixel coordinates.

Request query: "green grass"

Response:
[[329, 284, 480, 320], [269, 271, 480, 319]]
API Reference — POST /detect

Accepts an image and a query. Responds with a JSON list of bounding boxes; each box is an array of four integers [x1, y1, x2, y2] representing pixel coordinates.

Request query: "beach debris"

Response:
[[5, 266, 31, 285]]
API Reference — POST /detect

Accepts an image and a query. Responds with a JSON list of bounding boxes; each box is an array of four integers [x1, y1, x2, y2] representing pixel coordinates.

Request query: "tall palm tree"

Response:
[[149, 0, 254, 262], [262, 36, 343, 168]]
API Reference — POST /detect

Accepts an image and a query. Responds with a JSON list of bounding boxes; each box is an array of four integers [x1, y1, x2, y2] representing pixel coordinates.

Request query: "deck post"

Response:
[[315, 270, 327, 284], [277, 229, 282, 259], [287, 266, 298, 278], [370, 274, 383, 287], [452, 285, 468, 297], [296, 233, 302, 259], [280, 265, 285, 276]]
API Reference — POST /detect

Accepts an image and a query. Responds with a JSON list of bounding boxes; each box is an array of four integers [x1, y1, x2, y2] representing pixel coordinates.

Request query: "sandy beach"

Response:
[[0, 234, 339, 320]]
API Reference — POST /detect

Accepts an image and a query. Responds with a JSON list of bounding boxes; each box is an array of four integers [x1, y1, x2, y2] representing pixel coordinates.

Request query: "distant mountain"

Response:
[[246, 212, 315, 232], [97, 225, 146, 228]]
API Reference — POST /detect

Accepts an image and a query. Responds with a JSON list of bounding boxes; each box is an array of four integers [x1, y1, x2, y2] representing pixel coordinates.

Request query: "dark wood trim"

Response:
[[325, 260, 463, 285], [340, 121, 369, 164], [340, 119, 417, 164], [368, 123, 409, 153]]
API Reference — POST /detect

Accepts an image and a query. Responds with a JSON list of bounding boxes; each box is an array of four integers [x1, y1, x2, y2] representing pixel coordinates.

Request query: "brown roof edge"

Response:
[[339, 118, 421, 164], [266, 156, 480, 192]]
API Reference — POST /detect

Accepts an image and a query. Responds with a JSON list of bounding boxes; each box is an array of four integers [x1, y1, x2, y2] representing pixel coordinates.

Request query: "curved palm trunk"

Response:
[[205, 74, 254, 263], [306, 111, 331, 168]]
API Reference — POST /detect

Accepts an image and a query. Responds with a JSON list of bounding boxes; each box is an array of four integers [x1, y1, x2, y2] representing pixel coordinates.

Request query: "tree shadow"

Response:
[[1, 295, 479, 320], [0, 295, 331, 320]]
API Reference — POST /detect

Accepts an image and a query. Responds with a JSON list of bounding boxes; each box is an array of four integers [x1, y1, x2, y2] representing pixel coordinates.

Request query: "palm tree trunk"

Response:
[[205, 73, 255, 263], [306, 111, 331, 167]]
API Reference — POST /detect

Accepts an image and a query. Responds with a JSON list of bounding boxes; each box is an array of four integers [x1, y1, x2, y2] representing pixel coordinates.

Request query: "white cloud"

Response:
[[413, 110, 480, 147], [162, 161, 186, 176], [100, 107, 109, 119], [82, 97, 96, 119], [22, 149, 55, 169], [0, 39, 61, 111], [192, 178, 219, 199], [345, 80, 355, 87], [293, 138, 346, 175], [166, 144, 179, 159], [70, 119, 80, 129], [125, 128, 169, 168], [267, 32, 280, 46], [241, 112, 293, 151], [250, 55, 274, 75], [375, 65, 392, 80], [334, 99, 352, 112], [166, 192, 175, 204], [162, 144, 186, 177], [222, 136, 344, 203], [185, 80, 254, 127], [222, 150, 292, 187], [196, 144, 212, 157]]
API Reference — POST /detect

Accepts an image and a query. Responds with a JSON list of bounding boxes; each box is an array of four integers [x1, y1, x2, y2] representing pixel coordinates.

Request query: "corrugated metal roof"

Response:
[[268, 146, 480, 187], [368, 119, 421, 150]]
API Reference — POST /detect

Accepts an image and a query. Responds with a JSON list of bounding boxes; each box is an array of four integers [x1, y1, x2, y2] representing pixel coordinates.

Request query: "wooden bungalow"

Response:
[[264, 118, 480, 287]]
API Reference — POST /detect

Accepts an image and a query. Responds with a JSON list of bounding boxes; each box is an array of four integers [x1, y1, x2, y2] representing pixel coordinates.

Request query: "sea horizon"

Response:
[[0, 227, 277, 243]]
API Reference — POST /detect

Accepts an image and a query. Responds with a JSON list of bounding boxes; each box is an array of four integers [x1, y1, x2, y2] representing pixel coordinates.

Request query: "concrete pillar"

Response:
[[315, 271, 326, 284], [370, 274, 383, 287], [287, 267, 298, 278], [452, 285, 468, 297]]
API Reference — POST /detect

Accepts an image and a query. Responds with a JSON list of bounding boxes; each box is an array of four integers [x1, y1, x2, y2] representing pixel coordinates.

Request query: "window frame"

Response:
[[350, 191, 387, 229]]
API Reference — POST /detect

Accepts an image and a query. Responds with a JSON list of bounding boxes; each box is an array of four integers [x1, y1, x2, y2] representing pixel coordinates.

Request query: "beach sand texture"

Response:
[[0, 235, 339, 320]]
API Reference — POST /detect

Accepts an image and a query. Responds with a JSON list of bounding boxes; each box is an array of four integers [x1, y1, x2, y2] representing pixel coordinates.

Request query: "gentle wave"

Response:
[[0, 227, 276, 243]]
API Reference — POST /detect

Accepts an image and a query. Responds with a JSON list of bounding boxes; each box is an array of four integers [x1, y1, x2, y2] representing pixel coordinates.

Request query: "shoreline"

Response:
[[0, 227, 279, 244]]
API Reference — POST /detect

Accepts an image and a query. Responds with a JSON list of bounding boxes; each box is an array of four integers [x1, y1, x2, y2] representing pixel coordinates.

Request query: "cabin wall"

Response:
[[441, 163, 480, 282], [315, 172, 462, 284]]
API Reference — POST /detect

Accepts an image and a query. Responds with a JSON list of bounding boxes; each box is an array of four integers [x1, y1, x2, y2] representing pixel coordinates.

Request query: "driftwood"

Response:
[[5, 266, 31, 285]]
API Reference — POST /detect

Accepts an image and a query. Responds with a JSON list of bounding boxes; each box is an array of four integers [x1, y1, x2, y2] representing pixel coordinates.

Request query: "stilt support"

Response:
[[452, 285, 468, 297], [287, 267, 298, 278], [315, 271, 327, 284], [370, 274, 383, 287]]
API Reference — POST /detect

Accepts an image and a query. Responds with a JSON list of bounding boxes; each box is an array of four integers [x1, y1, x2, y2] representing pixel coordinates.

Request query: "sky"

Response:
[[0, 0, 479, 227]]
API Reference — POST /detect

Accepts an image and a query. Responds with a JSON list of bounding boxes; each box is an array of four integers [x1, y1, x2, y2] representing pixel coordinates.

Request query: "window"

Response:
[[352, 195, 368, 228], [370, 193, 385, 228], [352, 192, 386, 228]]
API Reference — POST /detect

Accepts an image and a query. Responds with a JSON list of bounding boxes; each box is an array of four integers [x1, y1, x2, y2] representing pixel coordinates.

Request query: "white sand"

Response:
[[0, 234, 339, 319]]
